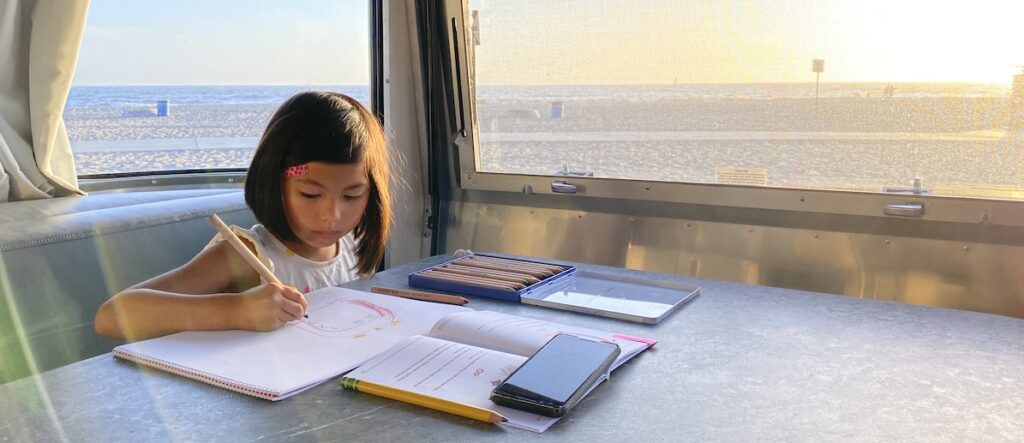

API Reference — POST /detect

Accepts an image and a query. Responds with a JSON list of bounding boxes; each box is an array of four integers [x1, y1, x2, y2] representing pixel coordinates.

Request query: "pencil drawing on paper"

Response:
[[292, 299, 399, 338]]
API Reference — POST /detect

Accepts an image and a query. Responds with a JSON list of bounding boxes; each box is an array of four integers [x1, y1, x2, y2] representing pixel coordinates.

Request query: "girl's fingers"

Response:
[[281, 299, 305, 321], [278, 313, 294, 326], [279, 286, 308, 313]]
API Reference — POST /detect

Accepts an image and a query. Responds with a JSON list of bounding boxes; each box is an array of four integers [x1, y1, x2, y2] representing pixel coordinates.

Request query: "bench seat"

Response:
[[0, 188, 256, 383]]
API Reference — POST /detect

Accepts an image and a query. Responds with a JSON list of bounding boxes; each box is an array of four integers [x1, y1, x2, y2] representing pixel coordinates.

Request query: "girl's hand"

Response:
[[232, 282, 308, 331]]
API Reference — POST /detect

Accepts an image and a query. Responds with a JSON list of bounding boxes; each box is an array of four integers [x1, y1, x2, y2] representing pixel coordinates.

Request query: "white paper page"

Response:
[[347, 335, 559, 432], [115, 287, 471, 399], [426, 310, 651, 367]]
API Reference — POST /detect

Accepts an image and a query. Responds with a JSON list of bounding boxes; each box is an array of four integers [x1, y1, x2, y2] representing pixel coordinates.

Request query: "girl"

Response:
[[94, 91, 392, 340]]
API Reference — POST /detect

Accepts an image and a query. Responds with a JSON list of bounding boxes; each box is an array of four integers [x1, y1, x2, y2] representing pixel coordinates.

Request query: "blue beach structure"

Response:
[[550, 101, 563, 119], [156, 100, 169, 117]]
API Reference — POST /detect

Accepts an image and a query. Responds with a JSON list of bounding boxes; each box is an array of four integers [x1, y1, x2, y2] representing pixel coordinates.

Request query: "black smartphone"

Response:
[[489, 334, 621, 417]]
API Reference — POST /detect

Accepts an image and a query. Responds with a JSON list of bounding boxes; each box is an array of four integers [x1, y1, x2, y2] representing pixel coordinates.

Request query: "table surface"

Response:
[[2, 255, 1023, 442]]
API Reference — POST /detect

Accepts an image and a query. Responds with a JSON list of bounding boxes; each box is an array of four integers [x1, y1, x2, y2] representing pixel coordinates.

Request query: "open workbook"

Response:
[[113, 286, 653, 431], [342, 310, 654, 432]]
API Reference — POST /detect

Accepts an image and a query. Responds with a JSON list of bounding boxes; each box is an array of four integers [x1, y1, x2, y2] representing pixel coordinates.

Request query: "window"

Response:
[[67, 1, 371, 176], [465, 0, 1024, 200]]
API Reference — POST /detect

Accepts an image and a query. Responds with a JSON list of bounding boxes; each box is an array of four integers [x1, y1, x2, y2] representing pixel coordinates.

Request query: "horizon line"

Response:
[[72, 83, 370, 87], [72, 80, 1013, 87]]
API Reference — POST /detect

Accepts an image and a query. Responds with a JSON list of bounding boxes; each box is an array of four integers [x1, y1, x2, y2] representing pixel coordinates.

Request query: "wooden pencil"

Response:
[[434, 266, 531, 285], [467, 255, 566, 271], [467, 255, 565, 274], [341, 378, 506, 424], [444, 263, 541, 284], [416, 273, 517, 291], [421, 270, 526, 289], [369, 286, 468, 305], [416, 271, 519, 291], [209, 214, 280, 285], [462, 255, 562, 273], [209, 214, 307, 318], [453, 260, 550, 278]]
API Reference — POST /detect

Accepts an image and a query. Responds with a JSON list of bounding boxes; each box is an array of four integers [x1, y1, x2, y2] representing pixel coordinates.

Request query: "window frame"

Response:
[[442, 1, 1024, 229], [73, 0, 383, 188]]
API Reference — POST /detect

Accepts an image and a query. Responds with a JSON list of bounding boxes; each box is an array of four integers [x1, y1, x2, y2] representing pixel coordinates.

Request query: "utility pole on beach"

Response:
[[812, 59, 824, 112], [1012, 65, 1024, 129]]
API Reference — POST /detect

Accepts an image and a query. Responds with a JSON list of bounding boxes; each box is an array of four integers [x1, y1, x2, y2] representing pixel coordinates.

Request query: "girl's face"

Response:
[[281, 160, 370, 260]]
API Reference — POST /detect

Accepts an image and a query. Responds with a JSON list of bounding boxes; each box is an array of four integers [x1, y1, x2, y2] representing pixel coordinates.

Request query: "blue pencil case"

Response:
[[407, 254, 576, 302]]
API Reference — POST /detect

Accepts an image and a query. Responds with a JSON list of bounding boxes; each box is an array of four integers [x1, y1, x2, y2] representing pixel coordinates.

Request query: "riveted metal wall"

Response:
[[443, 197, 1024, 318]]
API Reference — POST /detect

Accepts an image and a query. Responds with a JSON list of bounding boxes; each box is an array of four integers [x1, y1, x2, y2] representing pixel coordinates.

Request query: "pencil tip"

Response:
[[500, 417, 508, 422], [304, 314, 309, 318]]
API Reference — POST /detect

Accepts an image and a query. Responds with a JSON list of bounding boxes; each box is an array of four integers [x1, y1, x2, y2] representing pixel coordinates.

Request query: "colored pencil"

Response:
[[416, 271, 518, 291], [208, 214, 307, 318], [420, 270, 525, 289], [435, 266, 533, 285], [444, 263, 540, 284], [466, 255, 565, 274], [370, 286, 469, 305], [453, 260, 550, 278]]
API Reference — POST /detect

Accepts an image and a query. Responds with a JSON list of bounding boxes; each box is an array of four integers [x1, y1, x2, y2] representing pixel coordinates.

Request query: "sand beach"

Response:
[[65, 90, 1023, 198], [67, 103, 275, 174]]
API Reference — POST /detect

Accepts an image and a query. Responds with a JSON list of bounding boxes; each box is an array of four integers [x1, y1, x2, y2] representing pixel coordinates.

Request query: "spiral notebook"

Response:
[[113, 287, 471, 400]]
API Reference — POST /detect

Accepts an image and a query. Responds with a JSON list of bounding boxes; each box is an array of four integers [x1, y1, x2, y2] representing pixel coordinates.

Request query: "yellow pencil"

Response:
[[341, 377, 507, 424]]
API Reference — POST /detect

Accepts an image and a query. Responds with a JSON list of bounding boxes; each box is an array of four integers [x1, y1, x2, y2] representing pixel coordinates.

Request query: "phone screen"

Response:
[[492, 334, 620, 415]]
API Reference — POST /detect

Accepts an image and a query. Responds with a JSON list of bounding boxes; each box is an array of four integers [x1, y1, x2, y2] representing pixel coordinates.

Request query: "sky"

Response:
[[73, 0, 1024, 86], [73, 0, 370, 85], [471, 0, 1024, 85]]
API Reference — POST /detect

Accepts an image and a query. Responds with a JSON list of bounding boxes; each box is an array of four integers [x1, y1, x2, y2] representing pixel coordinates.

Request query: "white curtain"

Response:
[[0, 0, 89, 202]]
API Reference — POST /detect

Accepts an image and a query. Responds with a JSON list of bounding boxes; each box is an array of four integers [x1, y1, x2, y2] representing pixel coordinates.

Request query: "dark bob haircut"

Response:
[[245, 91, 391, 276]]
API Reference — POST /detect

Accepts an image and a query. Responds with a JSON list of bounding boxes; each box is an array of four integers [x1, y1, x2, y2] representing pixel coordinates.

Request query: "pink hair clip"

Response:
[[282, 164, 309, 178]]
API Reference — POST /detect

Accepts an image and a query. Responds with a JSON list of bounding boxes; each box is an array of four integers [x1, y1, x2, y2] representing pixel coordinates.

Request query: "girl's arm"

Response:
[[94, 241, 308, 341]]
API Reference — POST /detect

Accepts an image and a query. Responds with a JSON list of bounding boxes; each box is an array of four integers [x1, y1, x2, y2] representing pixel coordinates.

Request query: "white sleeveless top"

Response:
[[208, 224, 360, 294]]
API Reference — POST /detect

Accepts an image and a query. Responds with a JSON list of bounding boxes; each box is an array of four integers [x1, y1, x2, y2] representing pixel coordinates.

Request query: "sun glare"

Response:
[[835, 0, 1024, 84], [472, 0, 1024, 85]]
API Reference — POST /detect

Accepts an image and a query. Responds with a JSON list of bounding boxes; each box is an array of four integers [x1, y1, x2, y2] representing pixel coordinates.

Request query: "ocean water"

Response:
[[474, 82, 1011, 103], [65, 85, 371, 108], [65, 82, 1012, 109]]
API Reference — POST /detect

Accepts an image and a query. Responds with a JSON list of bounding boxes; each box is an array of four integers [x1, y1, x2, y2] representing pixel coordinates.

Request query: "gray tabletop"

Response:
[[2, 255, 1023, 442]]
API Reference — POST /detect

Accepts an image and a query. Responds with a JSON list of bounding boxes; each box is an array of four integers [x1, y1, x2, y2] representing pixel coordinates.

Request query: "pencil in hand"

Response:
[[209, 214, 308, 318]]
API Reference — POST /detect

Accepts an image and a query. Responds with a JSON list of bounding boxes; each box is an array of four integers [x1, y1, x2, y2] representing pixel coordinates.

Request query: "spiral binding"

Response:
[[114, 349, 280, 400]]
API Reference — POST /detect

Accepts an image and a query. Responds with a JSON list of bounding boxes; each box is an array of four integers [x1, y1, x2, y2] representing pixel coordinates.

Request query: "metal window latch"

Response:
[[882, 178, 932, 195], [883, 202, 925, 217], [554, 165, 594, 178], [551, 180, 577, 194]]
